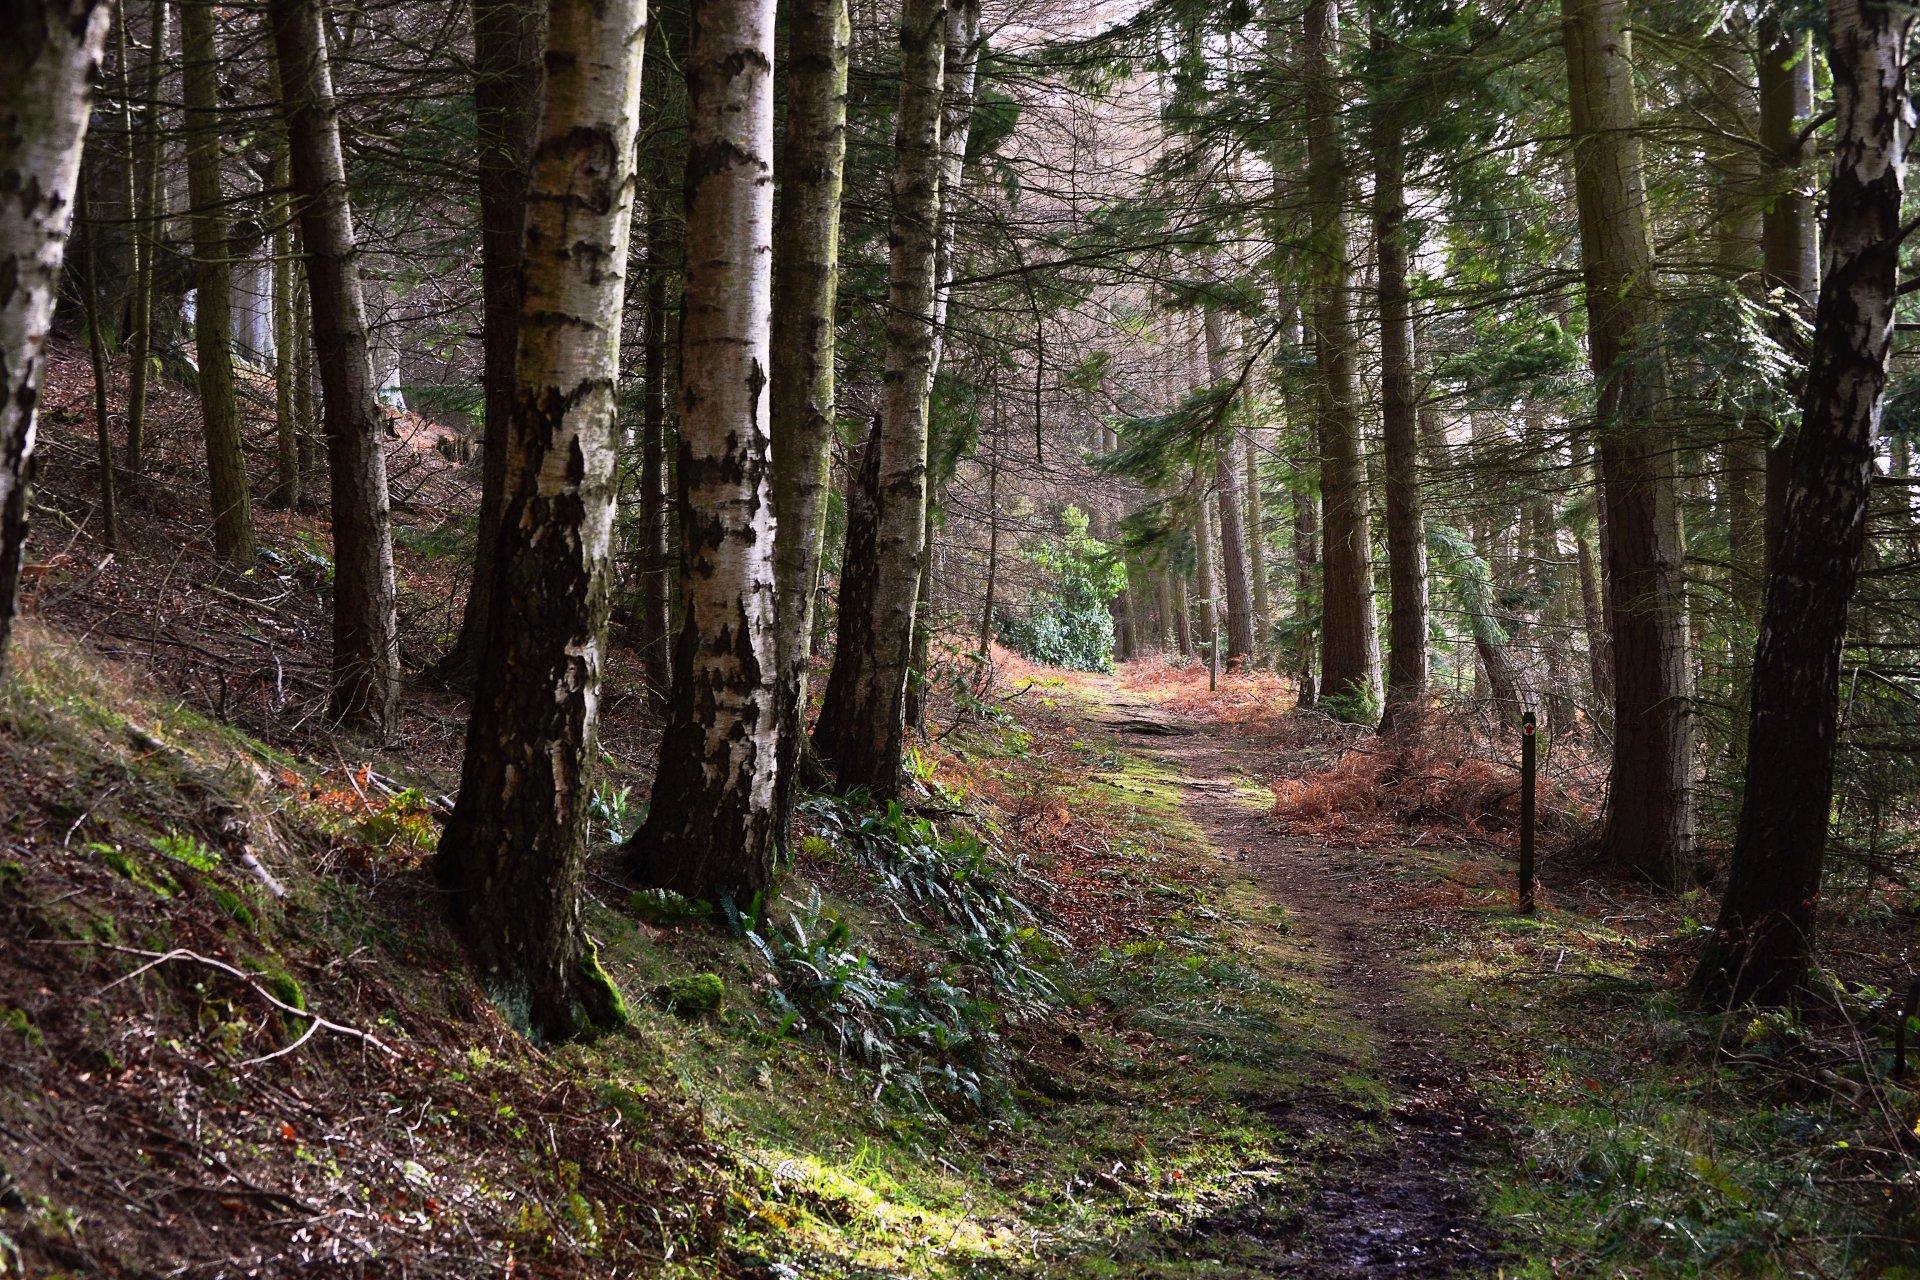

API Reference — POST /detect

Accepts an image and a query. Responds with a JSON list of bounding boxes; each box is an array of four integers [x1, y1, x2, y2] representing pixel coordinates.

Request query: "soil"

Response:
[[1085, 685, 1507, 1278]]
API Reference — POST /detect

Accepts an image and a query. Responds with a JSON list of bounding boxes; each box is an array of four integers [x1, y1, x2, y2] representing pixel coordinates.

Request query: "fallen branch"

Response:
[[42, 941, 398, 1059]]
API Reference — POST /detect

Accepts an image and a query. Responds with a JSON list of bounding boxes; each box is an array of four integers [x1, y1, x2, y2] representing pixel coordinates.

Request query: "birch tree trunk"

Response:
[[771, 0, 850, 832], [269, 0, 401, 733], [1561, 0, 1694, 888], [181, 0, 255, 560], [625, 0, 779, 901], [0, 0, 110, 668], [1373, 27, 1428, 730], [1304, 0, 1380, 716], [437, 0, 647, 1044], [433, 0, 546, 686], [1692, 0, 1913, 1005], [813, 0, 945, 797]]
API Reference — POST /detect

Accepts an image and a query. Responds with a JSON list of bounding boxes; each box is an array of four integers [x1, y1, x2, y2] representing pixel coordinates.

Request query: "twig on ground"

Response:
[[42, 940, 398, 1059]]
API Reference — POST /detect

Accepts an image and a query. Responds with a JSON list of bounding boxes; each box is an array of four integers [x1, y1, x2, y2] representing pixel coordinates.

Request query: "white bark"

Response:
[[1, 0, 112, 665]]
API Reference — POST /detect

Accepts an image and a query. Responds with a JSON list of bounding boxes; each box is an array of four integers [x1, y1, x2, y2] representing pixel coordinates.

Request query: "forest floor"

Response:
[[5, 341, 1919, 1276], [1077, 677, 1503, 1275]]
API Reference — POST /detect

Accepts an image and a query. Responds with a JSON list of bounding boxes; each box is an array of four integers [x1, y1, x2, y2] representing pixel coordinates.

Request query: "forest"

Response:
[[2, 0, 1920, 1270]]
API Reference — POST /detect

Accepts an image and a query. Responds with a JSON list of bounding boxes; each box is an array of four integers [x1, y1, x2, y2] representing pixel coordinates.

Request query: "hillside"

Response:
[[4, 341, 1919, 1276]]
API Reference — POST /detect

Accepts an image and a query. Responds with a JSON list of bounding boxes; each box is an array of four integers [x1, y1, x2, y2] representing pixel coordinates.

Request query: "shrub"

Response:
[[997, 506, 1127, 672]]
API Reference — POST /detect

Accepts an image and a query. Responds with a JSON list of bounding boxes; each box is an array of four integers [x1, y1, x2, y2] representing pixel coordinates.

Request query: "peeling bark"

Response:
[[439, 0, 647, 1045], [0, 0, 110, 668], [625, 0, 779, 902], [813, 0, 945, 798], [1693, 0, 1914, 1005]]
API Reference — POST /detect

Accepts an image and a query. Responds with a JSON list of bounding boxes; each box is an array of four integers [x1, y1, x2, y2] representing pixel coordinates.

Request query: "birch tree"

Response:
[[432, 0, 545, 687], [437, 0, 647, 1044], [1692, 0, 1915, 1004], [0, 0, 112, 669], [813, 0, 946, 797], [624, 0, 780, 900], [770, 0, 851, 840]]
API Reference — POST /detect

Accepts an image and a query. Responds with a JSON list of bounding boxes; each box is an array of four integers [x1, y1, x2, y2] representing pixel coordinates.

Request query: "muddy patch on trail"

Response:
[[1090, 692, 1509, 1277], [1256, 1059, 1503, 1277]]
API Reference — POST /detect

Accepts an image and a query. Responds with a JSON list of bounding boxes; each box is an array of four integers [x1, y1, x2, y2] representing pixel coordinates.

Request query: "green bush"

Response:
[[998, 505, 1127, 672]]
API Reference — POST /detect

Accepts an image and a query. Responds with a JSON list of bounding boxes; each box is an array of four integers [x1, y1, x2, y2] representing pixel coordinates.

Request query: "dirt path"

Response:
[[1084, 687, 1505, 1278]]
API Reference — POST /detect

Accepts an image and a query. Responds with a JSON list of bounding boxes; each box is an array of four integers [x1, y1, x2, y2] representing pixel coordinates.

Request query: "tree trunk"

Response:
[[266, 37, 299, 510], [433, 0, 546, 686], [771, 0, 850, 826], [437, 0, 647, 1044], [269, 0, 401, 734], [1246, 423, 1269, 657], [1195, 482, 1218, 673], [181, 0, 256, 561], [1758, 19, 1819, 568], [77, 182, 120, 548], [928, 0, 981, 378], [1373, 31, 1427, 730], [1304, 0, 1380, 716], [812, 0, 945, 798], [1203, 307, 1256, 667], [1167, 572, 1189, 658], [123, 0, 166, 476], [1, 0, 110, 669], [902, 0, 978, 736], [292, 263, 318, 502], [1692, 0, 1913, 1006], [637, 184, 673, 709], [1561, 0, 1693, 888], [625, 0, 780, 901]]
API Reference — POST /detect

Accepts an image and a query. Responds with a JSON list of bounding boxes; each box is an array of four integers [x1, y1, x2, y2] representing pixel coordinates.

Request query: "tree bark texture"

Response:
[[637, 176, 673, 708], [1373, 36, 1428, 730], [813, 0, 945, 798], [771, 0, 850, 842], [437, 0, 546, 686], [1561, 0, 1694, 888], [269, 0, 401, 734], [438, 0, 647, 1044], [0, 0, 110, 668], [625, 0, 779, 902], [267, 36, 299, 509], [123, 0, 166, 474], [1304, 0, 1380, 716], [1692, 0, 1913, 1006], [1759, 21, 1820, 566], [181, 0, 255, 560], [1203, 306, 1257, 666], [927, 0, 981, 379]]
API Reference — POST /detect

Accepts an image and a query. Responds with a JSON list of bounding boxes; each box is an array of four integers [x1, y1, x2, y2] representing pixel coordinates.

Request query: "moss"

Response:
[[629, 887, 714, 926], [210, 885, 256, 932], [2, 1006, 45, 1050], [94, 845, 177, 898], [0, 861, 25, 896], [246, 962, 306, 1012], [657, 973, 725, 1018], [576, 938, 630, 1034]]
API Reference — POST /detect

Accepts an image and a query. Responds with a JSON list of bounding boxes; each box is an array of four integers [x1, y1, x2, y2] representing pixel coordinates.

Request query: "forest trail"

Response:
[[1079, 674, 1506, 1278]]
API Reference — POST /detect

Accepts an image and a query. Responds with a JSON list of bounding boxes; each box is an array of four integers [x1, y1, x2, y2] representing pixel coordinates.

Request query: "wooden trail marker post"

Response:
[[1518, 710, 1537, 913]]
